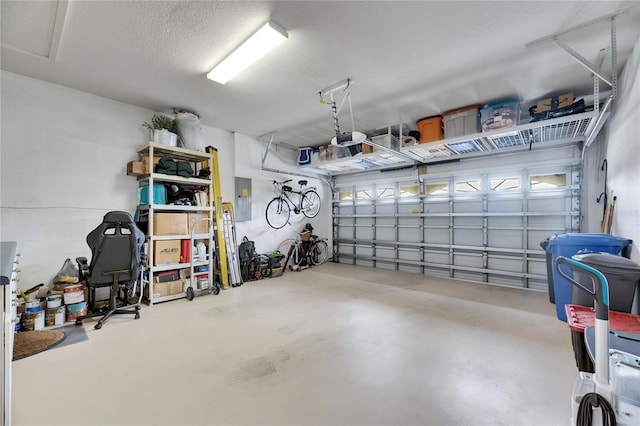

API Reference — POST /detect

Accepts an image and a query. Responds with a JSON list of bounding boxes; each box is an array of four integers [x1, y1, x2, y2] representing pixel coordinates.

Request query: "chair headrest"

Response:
[[103, 211, 135, 224]]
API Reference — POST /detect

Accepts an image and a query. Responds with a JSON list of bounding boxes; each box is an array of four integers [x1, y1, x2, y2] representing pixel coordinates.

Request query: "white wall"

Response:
[[0, 71, 237, 289], [233, 133, 332, 254], [0, 71, 331, 289], [600, 36, 640, 262]]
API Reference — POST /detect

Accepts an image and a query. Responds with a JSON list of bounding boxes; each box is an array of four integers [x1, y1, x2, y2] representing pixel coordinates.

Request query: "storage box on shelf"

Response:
[[416, 116, 443, 143], [480, 100, 521, 132], [443, 105, 481, 138], [131, 143, 216, 305]]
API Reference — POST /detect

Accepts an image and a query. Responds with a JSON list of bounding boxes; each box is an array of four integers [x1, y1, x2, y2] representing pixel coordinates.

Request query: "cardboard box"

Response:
[[362, 143, 373, 154], [153, 240, 181, 265], [153, 213, 188, 235], [536, 92, 574, 112], [139, 154, 162, 173], [145, 279, 185, 298], [188, 213, 210, 235], [127, 161, 145, 176]]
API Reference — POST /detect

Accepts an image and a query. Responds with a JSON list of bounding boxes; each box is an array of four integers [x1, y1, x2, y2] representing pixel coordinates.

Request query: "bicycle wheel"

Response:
[[266, 197, 291, 229], [310, 240, 329, 265], [301, 190, 321, 218]]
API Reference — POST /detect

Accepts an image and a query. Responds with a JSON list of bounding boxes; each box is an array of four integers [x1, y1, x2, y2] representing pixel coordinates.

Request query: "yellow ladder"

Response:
[[206, 146, 230, 290]]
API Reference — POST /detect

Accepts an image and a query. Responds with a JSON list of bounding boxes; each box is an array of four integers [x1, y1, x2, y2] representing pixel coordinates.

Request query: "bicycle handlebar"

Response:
[[273, 179, 292, 184]]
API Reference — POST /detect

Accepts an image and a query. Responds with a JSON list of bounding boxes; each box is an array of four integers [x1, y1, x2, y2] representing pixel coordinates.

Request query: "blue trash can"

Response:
[[546, 233, 632, 321]]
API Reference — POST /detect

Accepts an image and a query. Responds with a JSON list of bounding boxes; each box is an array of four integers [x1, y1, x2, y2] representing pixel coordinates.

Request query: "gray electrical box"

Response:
[[234, 177, 252, 222]]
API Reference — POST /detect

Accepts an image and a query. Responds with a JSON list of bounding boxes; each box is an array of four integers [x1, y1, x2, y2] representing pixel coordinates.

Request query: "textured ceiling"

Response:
[[2, 1, 639, 148]]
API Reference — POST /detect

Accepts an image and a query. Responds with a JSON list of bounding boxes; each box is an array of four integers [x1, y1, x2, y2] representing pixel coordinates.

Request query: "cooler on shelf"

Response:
[[545, 233, 632, 322]]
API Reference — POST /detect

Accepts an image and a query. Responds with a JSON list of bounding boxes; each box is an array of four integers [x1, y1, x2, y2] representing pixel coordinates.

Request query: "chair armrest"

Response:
[[76, 256, 89, 281]]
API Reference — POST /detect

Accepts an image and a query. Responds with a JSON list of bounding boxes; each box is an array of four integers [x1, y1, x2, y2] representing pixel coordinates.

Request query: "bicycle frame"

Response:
[[276, 181, 316, 213]]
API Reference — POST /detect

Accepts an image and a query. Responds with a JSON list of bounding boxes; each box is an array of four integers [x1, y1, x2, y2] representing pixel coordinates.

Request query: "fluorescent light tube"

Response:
[[207, 20, 287, 84]]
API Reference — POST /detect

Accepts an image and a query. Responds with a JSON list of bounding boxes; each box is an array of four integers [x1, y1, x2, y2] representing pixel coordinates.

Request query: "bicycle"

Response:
[[279, 233, 329, 271], [265, 179, 321, 229]]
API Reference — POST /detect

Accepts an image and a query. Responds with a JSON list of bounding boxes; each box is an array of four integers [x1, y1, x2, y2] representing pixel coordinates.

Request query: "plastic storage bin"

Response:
[[571, 252, 640, 314], [565, 304, 640, 372], [545, 233, 632, 322], [540, 238, 555, 303], [480, 101, 521, 132], [139, 184, 167, 205], [443, 105, 481, 138], [416, 116, 443, 143]]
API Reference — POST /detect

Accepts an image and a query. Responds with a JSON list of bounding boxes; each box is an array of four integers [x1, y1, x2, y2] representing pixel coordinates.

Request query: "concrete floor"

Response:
[[12, 263, 577, 425]]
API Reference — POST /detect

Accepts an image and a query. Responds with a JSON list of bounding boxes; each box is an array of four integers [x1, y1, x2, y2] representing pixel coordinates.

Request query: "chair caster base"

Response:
[[94, 322, 102, 330]]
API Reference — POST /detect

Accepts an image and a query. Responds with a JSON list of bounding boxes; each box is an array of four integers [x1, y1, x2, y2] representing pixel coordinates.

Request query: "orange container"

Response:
[[416, 116, 443, 143]]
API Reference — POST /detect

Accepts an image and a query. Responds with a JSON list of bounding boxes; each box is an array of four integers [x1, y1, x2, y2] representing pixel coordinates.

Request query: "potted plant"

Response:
[[143, 114, 178, 147]]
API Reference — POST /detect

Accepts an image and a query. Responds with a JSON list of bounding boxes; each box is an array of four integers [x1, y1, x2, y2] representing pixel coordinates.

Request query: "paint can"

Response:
[[47, 294, 63, 308], [25, 300, 41, 313], [66, 302, 87, 321], [63, 284, 85, 305], [45, 306, 66, 326], [22, 311, 45, 331]]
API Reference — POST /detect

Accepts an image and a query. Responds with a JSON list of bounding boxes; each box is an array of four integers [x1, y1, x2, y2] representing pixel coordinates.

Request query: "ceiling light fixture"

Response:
[[207, 20, 288, 85]]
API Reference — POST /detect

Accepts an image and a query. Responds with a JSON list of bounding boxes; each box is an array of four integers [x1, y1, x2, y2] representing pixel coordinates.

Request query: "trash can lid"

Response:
[[547, 233, 632, 248], [572, 252, 640, 273]]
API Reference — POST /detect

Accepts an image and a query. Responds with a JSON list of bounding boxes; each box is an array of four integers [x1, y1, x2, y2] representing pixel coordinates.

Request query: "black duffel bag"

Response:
[[155, 156, 194, 178]]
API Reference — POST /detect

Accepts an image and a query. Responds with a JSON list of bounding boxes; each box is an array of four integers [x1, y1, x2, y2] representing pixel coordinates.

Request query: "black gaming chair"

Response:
[[75, 211, 145, 329]]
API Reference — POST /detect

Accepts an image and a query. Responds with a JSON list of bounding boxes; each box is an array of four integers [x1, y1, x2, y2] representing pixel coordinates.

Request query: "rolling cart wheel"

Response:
[[186, 287, 195, 301], [135, 312, 140, 320], [212, 284, 221, 295], [75, 320, 83, 326]]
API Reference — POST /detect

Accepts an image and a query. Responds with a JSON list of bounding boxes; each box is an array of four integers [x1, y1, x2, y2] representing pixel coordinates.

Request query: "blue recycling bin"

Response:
[[545, 233, 632, 322]]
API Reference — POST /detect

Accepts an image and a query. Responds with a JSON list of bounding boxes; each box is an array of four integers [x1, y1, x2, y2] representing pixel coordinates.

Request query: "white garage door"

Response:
[[333, 148, 581, 290]]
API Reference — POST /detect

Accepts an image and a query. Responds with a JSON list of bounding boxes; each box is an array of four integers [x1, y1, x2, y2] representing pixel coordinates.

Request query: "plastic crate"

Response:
[[443, 105, 480, 138], [480, 100, 521, 132], [565, 304, 640, 372]]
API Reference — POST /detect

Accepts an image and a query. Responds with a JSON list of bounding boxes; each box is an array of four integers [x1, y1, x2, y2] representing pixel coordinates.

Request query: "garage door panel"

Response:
[[375, 228, 395, 241], [425, 229, 449, 244], [338, 226, 354, 239], [454, 270, 483, 282], [453, 201, 482, 213], [489, 216, 521, 227], [454, 217, 482, 226], [399, 265, 422, 274], [453, 253, 482, 268], [398, 248, 420, 262], [399, 228, 421, 242], [334, 160, 579, 293], [356, 205, 375, 215], [425, 251, 449, 264], [453, 229, 482, 246], [488, 275, 522, 288], [528, 198, 566, 212], [488, 256, 522, 273], [489, 230, 522, 248], [375, 204, 396, 215], [488, 199, 522, 212], [424, 202, 449, 213], [375, 246, 395, 260], [356, 227, 374, 240], [398, 203, 420, 214]]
